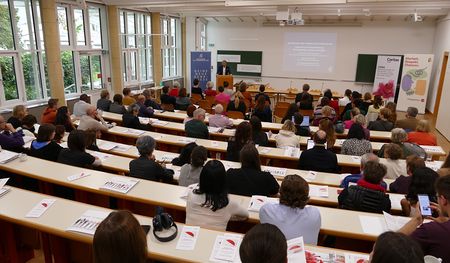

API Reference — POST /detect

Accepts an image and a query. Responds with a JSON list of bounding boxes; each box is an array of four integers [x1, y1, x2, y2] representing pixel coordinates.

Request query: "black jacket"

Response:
[[129, 156, 174, 183], [122, 113, 149, 130], [368, 120, 394, 131], [298, 146, 339, 173], [338, 185, 391, 214], [30, 141, 63, 162], [295, 92, 313, 110], [226, 168, 279, 197], [252, 131, 269, 147], [160, 94, 176, 106]]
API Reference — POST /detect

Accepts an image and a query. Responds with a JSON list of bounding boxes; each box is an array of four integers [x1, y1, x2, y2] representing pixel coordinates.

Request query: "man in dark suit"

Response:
[[298, 130, 340, 173], [216, 60, 231, 75]]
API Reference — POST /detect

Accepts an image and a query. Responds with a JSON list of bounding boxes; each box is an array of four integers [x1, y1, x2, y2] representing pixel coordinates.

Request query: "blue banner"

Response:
[[190, 51, 211, 92]]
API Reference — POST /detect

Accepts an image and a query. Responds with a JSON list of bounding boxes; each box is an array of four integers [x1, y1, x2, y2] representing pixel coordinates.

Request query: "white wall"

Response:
[[427, 13, 450, 113], [199, 20, 435, 96], [185, 16, 197, 93]]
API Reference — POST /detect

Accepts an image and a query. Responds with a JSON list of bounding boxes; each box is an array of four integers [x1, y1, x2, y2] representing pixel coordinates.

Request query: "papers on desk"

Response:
[[138, 117, 150, 124], [258, 147, 270, 154], [303, 171, 317, 181], [211, 141, 220, 147], [309, 185, 329, 198], [287, 237, 306, 263], [0, 178, 11, 198], [67, 210, 109, 235], [59, 142, 68, 148], [425, 161, 443, 172], [176, 226, 200, 251], [180, 183, 198, 199], [248, 195, 279, 212], [389, 194, 405, 211], [25, 199, 56, 218], [209, 234, 242, 262], [284, 147, 300, 158], [359, 212, 411, 235], [89, 151, 112, 162], [344, 253, 370, 263], [156, 154, 178, 163], [98, 141, 132, 152], [421, 145, 444, 154], [0, 150, 19, 164], [208, 127, 223, 133], [127, 128, 145, 136], [351, 156, 361, 163], [177, 137, 196, 143], [335, 139, 345, 146], [165, 164, 181, 180], [100, 177, 139, 194], [148, 118, 169, 126], [67, 172, 91, 182], [262, 167, 287, 177]]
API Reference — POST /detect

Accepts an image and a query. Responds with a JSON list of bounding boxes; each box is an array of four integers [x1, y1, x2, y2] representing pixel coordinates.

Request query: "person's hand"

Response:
[[411, 203, 424, 224], [429, 202, 449, 223], [5, 123, 15, 132]]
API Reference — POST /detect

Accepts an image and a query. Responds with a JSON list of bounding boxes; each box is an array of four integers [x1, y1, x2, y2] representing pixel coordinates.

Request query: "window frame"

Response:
[[161, 15, 181, 80]]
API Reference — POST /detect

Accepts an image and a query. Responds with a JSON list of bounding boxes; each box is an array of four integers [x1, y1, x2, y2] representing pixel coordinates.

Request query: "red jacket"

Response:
[[41, 107, 57, 124]]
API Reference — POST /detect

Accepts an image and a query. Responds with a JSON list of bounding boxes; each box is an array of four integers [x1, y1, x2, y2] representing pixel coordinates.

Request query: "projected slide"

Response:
[[283, 32, 337, 73]]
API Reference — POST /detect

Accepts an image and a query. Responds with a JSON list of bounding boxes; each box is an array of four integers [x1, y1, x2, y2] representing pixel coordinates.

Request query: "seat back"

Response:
[[227, 111, 244, 120], [161, 103, 174, 111]]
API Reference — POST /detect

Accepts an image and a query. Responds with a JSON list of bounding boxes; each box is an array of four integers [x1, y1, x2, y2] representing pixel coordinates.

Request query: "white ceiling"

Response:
[[99, 0, 450, 22]]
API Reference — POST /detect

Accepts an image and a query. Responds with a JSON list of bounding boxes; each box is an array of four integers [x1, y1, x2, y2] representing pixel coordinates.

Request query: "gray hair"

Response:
[[206, 81, 214, 88], [128, 103, 140, 114], [193, 108, 206, 119], [406, 107, 418, 118], [173, 81, 181, 88], [354, 114, 366, 126], [361, 153, 379, 168], [136, 135, 156, 156], [391, 128, 408, 143]]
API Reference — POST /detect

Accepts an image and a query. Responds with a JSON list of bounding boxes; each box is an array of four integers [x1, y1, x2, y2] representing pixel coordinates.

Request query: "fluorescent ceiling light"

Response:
[[225, 0, 346, 7]]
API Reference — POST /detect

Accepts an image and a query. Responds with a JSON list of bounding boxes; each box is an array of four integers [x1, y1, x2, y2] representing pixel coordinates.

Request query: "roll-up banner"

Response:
[[190, 51, 211, 92], [372, 55, 402, 102]]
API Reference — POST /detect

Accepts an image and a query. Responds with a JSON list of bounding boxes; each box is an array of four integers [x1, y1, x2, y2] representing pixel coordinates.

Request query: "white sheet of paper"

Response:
[[0, 178, 9, 189], [351, 156, 361, 163], [0, 187, 10, 197], [359, 215, 386, 235], [211, 141, 220, 147], [389, 194, 404, 211], [22, 135, 35, 144], [262, 167, 287, 177], [100, 177, 139, 194], [89, 151, 112, 162], [284, 147, 300, 158], [178, 138, 196, 143], [180, 183, 198, 199], [287, 236, 306, 263], [26, 199, 56, 218], [176, 226, 200, 251], [98, 141, 117, 151], [66, 210, 109, 235], [335, 139, 345, 146], [248, 195, 279, 212], [208, 127, 222, 133], [59, 142, 68, 148], [344, 253, 369, 263], [138, 117, 150, 124], [383, 212, 411, 231], [0, 150, 19, 164], [127, 129, 145, 136], [210, 235, 242, 262], [309, 185, 329, 198], [67, 172, 91, 182], [259, 148, 270, 154], [304, 171, 317, 181]]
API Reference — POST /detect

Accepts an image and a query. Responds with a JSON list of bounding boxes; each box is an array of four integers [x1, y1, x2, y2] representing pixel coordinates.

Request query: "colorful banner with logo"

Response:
[[398, 54, 434, 113], [372, 55, 402, 102], [190, 51, 211, 92]]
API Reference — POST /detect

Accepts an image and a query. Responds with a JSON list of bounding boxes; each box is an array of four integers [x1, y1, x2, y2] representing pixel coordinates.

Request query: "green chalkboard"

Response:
[[355, 54, 378, 83], [217, 50, 263, 77]]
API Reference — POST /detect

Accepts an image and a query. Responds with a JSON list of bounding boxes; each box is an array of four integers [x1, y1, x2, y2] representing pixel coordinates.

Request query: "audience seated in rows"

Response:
[[18, 114, 37, 137], [318, 118, 336, 149], [370, 232, 424, 263], [295, 84, 313, 110], [136, 95, 154, 117], [215, 86, 230, 105], [298, 130, 339, 173], [338, 161, 391, 214], [175, 88, 192, 111], [338, 89, 352, 107], [191, 78, 204, 98], [275, 120, 299, 149], [223, 81, 234, 97], [77, 106, 109, 132], [313, 98, 336, 124], [0, 114, 24, 152], [438, 154, 450, 177], [227, 93, 247, 115], [340, 91, 361, 119], [396, 106, 419, 132], [401, 167, 439, 216], [183, 105, 196, 124], [7, 105, 28, 129], [204, 81, 217, 97], [109, 94, 127, 114], [239, 224, 287, 263], [55, 106, 75, 132], [171, 142, 197, 167], [341, 123, 372, 156], [378, 128, 427, 159], [185, 160, 249, 231], [73, 94, 91, 118], [379, 143, 407, 180], [226, 121, 252, 162], [142, 89, 161, 110], [368, 108, 394, 131], [41, 98, 59, 124], [58, 130, 100, 167], [407, 119, 437, 146], [185, 108, 209, 139], [93, 210, 147, 263], [343, 107, 360, 129], [122, 87, 136, 106], [385, 101, 398, 124], [250, 116, 268, 147], [97, 90, 111, 112], [281, 103, 298, 124], [178, 145, 208, 187], [322, 89, 339, 114], [361, 92, 373, 114], [239, 82, 253, 109], [160, 85, 176, 107], [129, 135, 173, 183], [367, 95, 383, 114], [390, 155, 425, 194], [252, 96, 272, 122], [209, 104, 233, 129], [400, 175, 450, 262], [293, 112, 310, 137], [260, 174, 321, 244], [122, 104, 149, 130], [169, 81, 181, 97], [226, 143, 279, 197], [340, 153, 388, 190], [30, 124, 63, 162], [254, 85, 270, 104]]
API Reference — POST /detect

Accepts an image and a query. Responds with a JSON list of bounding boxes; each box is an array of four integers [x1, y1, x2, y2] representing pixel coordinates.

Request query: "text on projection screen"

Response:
[[283, 32, 337, 73]]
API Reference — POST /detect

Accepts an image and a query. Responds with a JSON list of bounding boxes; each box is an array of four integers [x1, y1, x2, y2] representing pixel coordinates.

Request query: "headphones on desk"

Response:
[[152, 206, 178, 242]]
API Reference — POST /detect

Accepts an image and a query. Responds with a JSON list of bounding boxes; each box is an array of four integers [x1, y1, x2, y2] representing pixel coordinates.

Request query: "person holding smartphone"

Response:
[[399, 175, 450, 263]]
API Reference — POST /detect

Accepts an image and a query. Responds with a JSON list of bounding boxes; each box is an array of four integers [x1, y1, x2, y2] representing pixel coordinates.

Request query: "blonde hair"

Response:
[[321, 106, 333, 117], [233, 91, 244, 108], [12, 105, 27, 119], [281, 120, 296, 133], [416, 119, 431, 133], [354, 114, 366, 127]]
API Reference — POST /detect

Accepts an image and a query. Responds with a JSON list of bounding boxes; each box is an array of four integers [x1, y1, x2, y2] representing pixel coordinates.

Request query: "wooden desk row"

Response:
[[100, 111, 447, 160], [0, 187, 369, 262], [0, 152, 404, 241]]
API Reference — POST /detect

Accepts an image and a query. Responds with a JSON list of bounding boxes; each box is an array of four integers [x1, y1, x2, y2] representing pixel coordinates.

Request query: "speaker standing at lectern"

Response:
[[216, 60, 231, 75]]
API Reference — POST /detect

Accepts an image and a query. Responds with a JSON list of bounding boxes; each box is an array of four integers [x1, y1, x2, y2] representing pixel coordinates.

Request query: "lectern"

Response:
[[216, 75, 233, 88]]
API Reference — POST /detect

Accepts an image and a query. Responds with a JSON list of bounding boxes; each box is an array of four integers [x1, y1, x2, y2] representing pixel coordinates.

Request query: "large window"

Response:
[[196, 18, 207, 51], [161, 16, 181, 79], [0, 0, 47, 106], [57, 3, 109, 96], [119, 10, 153, 87]]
